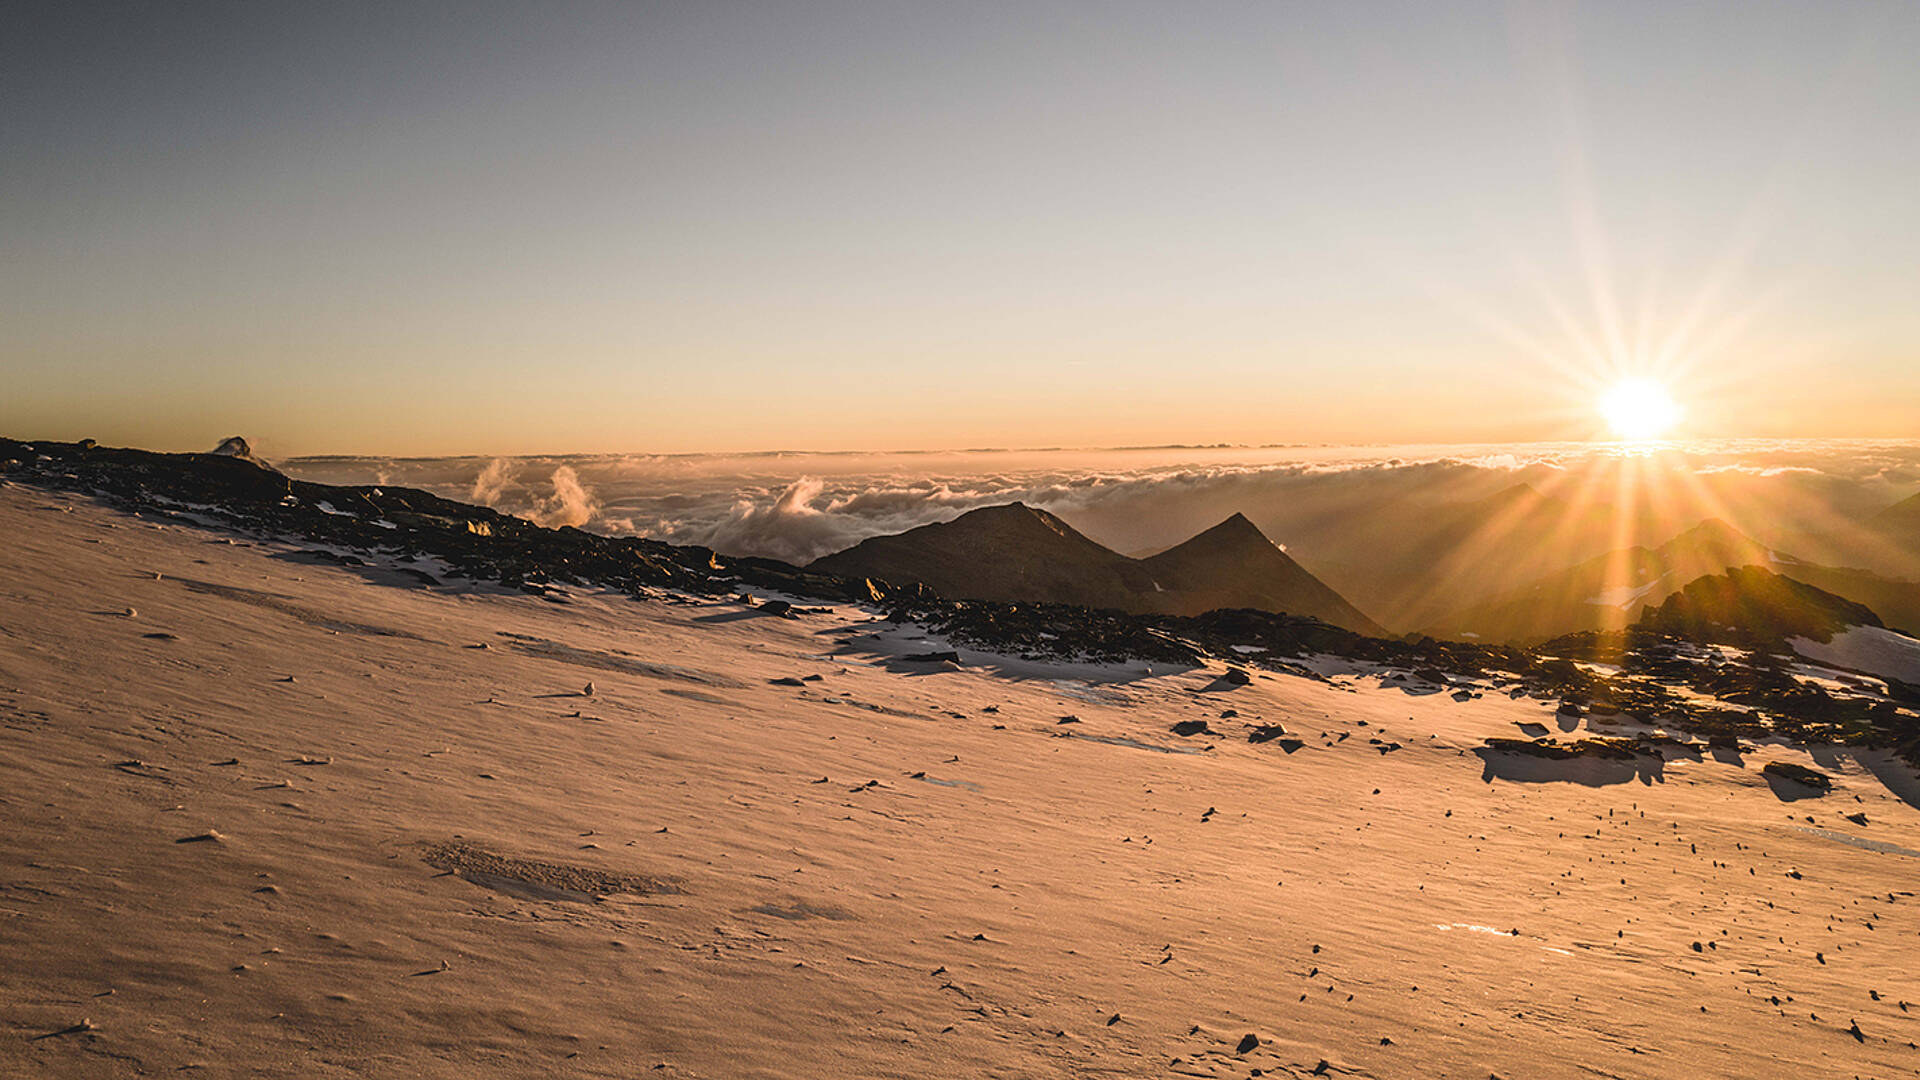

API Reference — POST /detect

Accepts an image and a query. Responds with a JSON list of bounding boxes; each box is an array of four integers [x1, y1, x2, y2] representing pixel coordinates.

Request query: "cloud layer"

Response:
[[282, 440, 1920, 567]]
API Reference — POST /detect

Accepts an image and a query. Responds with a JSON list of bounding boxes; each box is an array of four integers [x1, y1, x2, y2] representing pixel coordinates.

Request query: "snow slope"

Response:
[[1792, 624, 1920, 685], [3, 482, 1918, 1079]]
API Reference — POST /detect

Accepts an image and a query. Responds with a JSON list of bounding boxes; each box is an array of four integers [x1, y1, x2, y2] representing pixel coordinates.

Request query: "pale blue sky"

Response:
[[4, 2, 1916, 454]]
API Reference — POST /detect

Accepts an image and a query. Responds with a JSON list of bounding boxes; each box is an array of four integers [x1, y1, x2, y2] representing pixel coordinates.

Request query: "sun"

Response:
[[1598, 378, 1682, 441]]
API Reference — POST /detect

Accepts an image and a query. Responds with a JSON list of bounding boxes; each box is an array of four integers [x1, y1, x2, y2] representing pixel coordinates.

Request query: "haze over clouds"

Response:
[[284, 439, 1920, 566]]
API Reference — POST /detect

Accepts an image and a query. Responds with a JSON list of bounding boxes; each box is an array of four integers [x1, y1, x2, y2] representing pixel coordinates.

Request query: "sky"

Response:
[[4, 1, 1917, 456]]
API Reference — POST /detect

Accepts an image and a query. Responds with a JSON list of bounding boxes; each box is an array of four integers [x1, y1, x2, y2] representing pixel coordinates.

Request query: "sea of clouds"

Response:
[[279, 439, 1920, 566]]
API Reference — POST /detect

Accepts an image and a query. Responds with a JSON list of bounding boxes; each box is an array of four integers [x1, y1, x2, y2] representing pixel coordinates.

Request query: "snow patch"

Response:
[[1584, 576, 1668, 608], [1434, 923, 1516, 938], [1790, 625, 1920, 685]]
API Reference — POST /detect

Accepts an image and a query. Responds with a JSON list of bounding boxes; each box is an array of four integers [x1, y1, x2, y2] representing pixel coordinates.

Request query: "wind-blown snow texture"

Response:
[[5, 479, 1920, 1078]]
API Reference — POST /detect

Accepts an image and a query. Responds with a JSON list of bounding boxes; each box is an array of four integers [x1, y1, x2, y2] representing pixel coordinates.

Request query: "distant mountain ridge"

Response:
[[1871, 491, 1920, 534], [1637, 566, 1883, 647], [1427, 518, 1920, 644], [1427, 519, 1774, 643], [808, 503, 1386, 635], [1308, 481, 1624, 632]]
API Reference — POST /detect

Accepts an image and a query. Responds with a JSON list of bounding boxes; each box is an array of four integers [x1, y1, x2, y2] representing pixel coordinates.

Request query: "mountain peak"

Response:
[[1657, 518, 1771, 562], [949, 501, 1079, 539], [208, 436, 270, 469], [1178, 512, 1273, 550], [1639, 566, 1883, 645], [1138, 514, 1387, 635], [805, 500, 1126, 609], [1145, 515, 1289, 572], [1675, 517, 1749, 541], [810, 501, 1384, 635], [1871, 491, 1920, 530], [956, 501, 1051, 523]]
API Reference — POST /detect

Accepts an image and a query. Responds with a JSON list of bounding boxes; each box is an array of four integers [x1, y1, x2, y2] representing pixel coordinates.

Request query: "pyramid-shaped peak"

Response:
[[1677, 517, 1748, 540], [1660, 518, 1769, 555], [1184, 512, 1276, 547], [1145, 514, 1287, 569]]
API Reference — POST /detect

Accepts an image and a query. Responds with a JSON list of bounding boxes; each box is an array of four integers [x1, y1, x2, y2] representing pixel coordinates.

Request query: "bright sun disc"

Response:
[[1599, 378, 1681, 441]]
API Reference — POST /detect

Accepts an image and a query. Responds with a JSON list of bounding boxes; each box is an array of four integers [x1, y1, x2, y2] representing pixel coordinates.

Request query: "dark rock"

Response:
[[1481, 737, 1643, 761], [1234, 1033, 1260, 1054], [1763, 761, 1833, 792], [210, 435, 269, 467], [1171, 720, 1215, 737], [1639, 566, 1883, 647], [9, 436, 1910, 763]]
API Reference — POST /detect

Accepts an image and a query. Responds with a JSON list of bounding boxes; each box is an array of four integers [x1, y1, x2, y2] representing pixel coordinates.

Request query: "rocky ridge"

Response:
[[5, 437, 1917, 765]]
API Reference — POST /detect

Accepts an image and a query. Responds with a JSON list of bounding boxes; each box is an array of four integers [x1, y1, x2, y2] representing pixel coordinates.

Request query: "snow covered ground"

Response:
[[3, 482, 1918, 1079], [1792, 624, 1920, 686]]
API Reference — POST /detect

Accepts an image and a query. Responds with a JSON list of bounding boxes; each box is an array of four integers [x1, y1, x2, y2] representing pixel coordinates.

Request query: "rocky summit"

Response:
[[809, 503, 1386, 635], [1638, 566, 1886, 647]]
